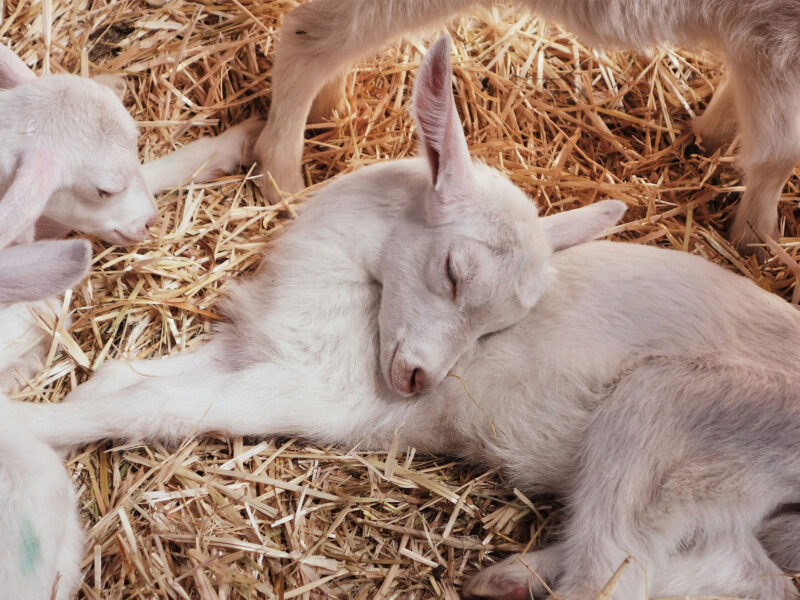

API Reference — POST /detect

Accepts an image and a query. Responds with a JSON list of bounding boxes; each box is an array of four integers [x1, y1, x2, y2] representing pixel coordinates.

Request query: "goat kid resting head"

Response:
[[0, 46, 157, 247], [379, 36, 626, 397]]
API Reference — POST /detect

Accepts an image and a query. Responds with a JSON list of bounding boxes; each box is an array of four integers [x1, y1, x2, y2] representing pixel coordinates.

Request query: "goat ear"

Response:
[[412, 35, 473, 224], [0, 239, 91, 303], [0, 147, 60, 249], [34, 216, 71, 240], [541, 200, 627, 252], [92, 73, 127, 101], [0, 44, 36, 89]]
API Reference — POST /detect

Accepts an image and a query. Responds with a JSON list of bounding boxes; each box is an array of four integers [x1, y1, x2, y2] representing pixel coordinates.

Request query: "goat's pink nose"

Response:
[[391, 358, 430, 395], [146, 214, 159, 228]]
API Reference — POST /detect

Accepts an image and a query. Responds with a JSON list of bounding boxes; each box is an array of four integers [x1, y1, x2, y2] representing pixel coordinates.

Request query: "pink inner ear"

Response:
[[413, 36, 456, 185], [412, 36, 474, 220]]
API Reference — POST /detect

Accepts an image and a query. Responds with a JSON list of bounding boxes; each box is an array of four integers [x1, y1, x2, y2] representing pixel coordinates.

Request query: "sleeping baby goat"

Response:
[[0, 43, 262, 390], [0, 43, 261, 248], [17, 37, 800, 599]]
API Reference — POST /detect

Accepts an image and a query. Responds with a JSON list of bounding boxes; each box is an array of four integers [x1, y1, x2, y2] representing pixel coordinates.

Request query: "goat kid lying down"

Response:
[[0, 241, 88, 600], [17, 37, 800, 599], [0, 43, 262, 248], [257, 0, 800, 253]]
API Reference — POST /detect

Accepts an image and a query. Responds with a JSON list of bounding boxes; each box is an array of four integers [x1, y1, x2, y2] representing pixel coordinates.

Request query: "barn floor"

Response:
[[4, 1, 800, 598]]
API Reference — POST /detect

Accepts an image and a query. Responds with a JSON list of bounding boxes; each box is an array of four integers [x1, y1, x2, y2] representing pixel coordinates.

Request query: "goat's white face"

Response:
[[35, 76, 157, 244], [379, 166, 554, 396], [1, 72, 157, 246], [379, 37, 626, 396]]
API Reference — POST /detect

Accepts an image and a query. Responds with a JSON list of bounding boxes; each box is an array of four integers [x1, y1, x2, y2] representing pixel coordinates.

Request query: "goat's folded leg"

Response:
[[553, 365, 795, 600]]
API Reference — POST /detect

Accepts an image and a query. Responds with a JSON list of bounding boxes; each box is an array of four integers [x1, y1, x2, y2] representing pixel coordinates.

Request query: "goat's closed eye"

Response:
[[97, 188, 112, 198], [445, 253, 457, 299]]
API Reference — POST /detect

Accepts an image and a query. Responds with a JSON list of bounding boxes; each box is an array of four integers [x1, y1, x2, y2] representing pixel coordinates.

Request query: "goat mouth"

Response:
[[110, 228, 147, 245]]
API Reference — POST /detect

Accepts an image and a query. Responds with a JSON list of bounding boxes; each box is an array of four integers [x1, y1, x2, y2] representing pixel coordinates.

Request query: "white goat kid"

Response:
[[0, 239, 90, 392], [0, 43, 262, 247], [17, 38, 800, 599], [0, 43, 261, 389], [257, 0, 800, 252]]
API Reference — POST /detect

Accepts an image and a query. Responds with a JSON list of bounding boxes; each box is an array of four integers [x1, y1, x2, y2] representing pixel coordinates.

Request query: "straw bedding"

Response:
[[3, 0, 799, 598]]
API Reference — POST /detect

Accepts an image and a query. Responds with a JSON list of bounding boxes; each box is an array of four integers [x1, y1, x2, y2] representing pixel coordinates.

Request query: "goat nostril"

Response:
[[410, 367, 419, 392]]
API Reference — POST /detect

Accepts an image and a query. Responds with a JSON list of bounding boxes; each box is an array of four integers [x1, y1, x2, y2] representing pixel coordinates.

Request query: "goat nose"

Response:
[[408, 366, 429, 394], [392, 358, 430, 395], [146, 214, 159, 228]]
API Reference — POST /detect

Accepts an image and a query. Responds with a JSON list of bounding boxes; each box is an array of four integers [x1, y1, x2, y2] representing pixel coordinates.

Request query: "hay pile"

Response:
[[3, 0, 799, 598]]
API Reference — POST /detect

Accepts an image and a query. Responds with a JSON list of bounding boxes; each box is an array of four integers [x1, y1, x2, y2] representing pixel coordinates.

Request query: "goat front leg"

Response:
[[727, 64, 800, 254], [15, 358, 402, 452], [59, 342, 225, 405], [256, 0, 481, 203], [143, 118, 264, 195]]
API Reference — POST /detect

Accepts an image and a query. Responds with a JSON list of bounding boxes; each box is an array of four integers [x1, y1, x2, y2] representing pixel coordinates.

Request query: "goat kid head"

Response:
[[378, 36, 626, 396], [0, 46, 157, 247]]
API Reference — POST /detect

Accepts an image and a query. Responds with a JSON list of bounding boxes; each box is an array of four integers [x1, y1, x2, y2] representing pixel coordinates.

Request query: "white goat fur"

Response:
[[256, 0, 800, 251], [17, 38, 800, 599]]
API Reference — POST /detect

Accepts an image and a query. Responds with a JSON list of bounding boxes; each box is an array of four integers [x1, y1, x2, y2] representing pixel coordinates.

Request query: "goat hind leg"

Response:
[[463, 544, 563, 599], [256, 0, 480, 203], [728, 66, 800, 253], [554, 365, 793, 599], [692, 75, 738, 152]]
